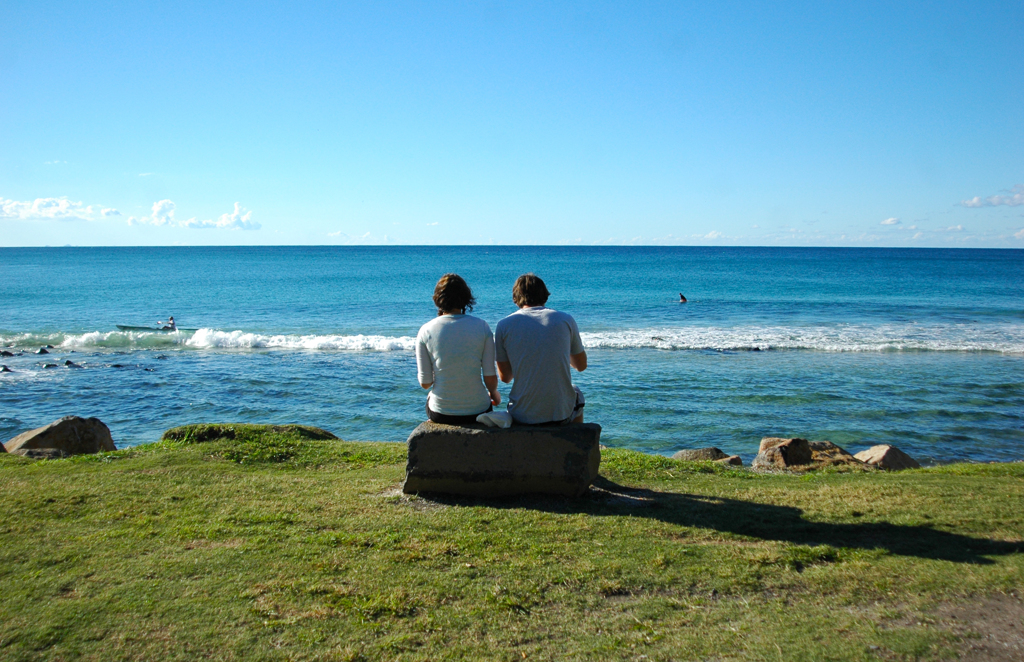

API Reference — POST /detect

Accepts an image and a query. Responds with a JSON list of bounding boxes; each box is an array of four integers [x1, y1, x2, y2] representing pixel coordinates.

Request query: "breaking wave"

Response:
[[1, 323, 1022, 354], [582, 324, 1024, 354], [185, 329, 416, 351]]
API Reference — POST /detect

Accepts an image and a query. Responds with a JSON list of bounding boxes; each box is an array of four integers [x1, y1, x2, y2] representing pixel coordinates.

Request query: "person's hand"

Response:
[[489, 389, 501, 405]]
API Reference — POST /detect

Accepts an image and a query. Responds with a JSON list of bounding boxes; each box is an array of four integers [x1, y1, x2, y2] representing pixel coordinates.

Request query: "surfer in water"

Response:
[[678, 293, 687, 303], [159, 316, 176, 331]]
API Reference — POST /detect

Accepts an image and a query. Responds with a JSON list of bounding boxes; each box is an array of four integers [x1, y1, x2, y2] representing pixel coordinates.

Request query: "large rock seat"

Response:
[[403, 421, 602, 497]]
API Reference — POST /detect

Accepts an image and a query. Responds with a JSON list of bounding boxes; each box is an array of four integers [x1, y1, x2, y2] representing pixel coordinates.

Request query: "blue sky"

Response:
[[2, 1, 1022, 247]]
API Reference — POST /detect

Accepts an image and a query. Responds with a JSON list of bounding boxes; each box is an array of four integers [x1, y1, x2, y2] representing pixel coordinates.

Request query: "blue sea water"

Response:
[[1, 246, 1022, 463]]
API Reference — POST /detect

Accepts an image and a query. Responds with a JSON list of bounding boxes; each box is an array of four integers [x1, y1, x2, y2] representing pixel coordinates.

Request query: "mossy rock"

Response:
[[160, 423, 340, 464], [161, 423, 338, 444]]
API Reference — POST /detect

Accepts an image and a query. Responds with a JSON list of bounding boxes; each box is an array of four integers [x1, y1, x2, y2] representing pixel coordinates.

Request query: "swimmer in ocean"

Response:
[[679, 293, 687, 303], [159, 316, 176, 331]]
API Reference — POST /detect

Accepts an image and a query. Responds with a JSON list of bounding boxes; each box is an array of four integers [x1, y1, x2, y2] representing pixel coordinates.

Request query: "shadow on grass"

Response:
[[418, 477, 1023, 565]]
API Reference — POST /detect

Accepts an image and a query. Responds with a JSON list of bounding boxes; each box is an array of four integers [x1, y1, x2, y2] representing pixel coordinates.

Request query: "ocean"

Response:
[[2, 246, 1022, 463]]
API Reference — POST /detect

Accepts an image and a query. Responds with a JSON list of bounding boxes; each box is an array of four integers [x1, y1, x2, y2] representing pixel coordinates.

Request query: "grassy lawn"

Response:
[[1, 424, 1022, 661]]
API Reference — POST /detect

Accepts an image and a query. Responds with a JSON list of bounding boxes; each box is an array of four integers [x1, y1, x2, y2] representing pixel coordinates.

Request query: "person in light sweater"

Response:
[[416, 274, 500, 425]]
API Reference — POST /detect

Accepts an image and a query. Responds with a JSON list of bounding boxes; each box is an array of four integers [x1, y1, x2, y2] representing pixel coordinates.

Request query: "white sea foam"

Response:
[[2, 324, 1022, 354], [581, 324, 1024, 354], [185, 329, 416, 351]]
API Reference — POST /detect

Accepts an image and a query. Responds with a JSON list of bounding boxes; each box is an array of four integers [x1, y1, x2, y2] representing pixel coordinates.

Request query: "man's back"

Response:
[[495, 306, 584, 424]]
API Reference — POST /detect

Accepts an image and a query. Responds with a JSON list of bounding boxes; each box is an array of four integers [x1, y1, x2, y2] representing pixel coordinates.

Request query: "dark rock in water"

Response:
[[752, 437, 812, 469], [64, 360, 82, 368], [854, 445, 921, 470], [36, 348, 49, 354], [45, 344, 55, 349], [0, 365, 11, 373], [111, 364, 124, 368], [144, 368, 155, 372], [10, 448, 65, 459], [43, 363, 58, 368], [0, 350, 13, 357], [4, 416, 116, 456], [156, 355, 169, 360], [403, 421, 602, 497], [716, 455, 743, 466], [672, 447, 728, 462]]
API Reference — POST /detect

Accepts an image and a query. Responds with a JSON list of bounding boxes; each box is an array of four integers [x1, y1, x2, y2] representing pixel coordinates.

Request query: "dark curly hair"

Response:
[[512, 273, 550, 307], [433, 273, 476, 314]]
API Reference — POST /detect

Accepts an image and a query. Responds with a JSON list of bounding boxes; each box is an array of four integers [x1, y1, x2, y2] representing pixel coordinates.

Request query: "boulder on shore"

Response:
[[403, 421, 601, 497], [752, 437, 812, 469], [716, 455, 743, 466], [672, 447, 728, 462], [808, 440, 868, 469], [12, 448, 65, 459], [4, 416, 116, 457], [753, 438, 870, 471], [854, 445, 921, 470]]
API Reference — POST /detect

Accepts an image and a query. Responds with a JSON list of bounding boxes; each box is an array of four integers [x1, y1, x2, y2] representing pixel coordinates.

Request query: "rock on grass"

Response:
[[855, 445, 921, 470]]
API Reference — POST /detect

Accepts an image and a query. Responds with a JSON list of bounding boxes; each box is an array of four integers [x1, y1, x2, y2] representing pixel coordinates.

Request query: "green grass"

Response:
[[1, 424, 1022, 661]]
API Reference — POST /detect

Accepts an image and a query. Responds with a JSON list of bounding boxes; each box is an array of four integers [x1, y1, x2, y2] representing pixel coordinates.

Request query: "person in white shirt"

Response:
[[416, 274, 501, 425], [495, 273, 588, 425]]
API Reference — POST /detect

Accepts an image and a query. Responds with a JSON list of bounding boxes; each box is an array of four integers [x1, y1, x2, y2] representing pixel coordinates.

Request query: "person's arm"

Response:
[[481, 329, 500, 403], [484, 374, 501, 405], [568, 316, 587, 372], [494, 323, 514, 383], [415, 335, 434, 389]]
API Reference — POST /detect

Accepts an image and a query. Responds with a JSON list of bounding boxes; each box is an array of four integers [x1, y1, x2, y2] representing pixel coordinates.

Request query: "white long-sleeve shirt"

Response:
[[416, 314, 496, 416]]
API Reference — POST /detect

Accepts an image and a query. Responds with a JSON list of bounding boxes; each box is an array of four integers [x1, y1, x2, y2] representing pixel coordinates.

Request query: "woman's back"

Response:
[[416, 314, 495, 416]]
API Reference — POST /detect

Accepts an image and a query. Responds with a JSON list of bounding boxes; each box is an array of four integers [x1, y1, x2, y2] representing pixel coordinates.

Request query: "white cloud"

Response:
[[942, 225, 964, 232], [1014, 228, 1024, 239], [217, 202, 259, 230], [129, 199, 175, 226], [152, 199, 176, 226], [0, 196, 103, 221], [703, 230, 723, 239], [961, 184, 1024, 208], [326, 230, 397, 245], [101, 208, 121, 217], [129, 201, 259, 230], [880, 217, 900, 225], [908, 225, 917, 230], [138, 172, 154, 177], [181, 203, 260, 231], [912, 232, 924, 240], [426, 222, 439, 226]]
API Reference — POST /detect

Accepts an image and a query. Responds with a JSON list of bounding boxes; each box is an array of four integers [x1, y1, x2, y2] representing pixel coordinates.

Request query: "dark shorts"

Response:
[[517, 386, 585, 426], [426, 402, 493, 426]]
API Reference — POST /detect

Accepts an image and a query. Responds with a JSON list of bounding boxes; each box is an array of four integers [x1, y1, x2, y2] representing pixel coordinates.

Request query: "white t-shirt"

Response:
[[416, 314, 496, 416], [494, 306, 585, 424]]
